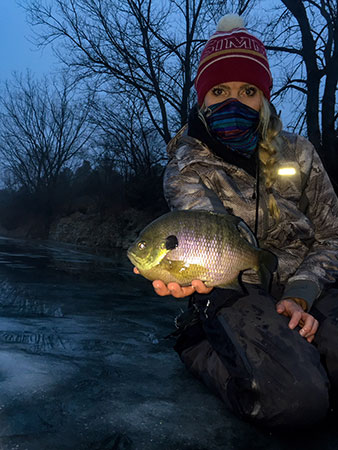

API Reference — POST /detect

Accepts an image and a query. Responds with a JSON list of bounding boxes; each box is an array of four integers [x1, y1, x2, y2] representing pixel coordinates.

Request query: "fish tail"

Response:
[[257, 249, 278, 293]]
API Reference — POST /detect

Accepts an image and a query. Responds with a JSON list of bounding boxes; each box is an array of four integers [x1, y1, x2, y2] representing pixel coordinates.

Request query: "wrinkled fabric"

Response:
[[164, 128, 338, 307]]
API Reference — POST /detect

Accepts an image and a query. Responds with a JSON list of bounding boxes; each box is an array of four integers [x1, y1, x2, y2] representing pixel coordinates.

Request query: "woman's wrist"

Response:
[[282, 296, 308, 312]]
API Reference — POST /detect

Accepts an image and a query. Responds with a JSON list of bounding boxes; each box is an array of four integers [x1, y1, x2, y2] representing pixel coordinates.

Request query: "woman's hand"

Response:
[[276, 298, 319, 343], [133, 267, 213, 298]]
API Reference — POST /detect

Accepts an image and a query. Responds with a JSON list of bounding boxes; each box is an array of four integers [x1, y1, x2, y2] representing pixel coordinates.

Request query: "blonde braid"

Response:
[[257, 96, 283, 222]]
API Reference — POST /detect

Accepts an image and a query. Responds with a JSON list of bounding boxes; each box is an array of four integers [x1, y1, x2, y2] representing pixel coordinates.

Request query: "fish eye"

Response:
[[138, 241, 147, 250]]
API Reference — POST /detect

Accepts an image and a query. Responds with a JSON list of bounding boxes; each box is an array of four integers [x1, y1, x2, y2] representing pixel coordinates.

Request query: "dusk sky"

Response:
[[0, 2, 58, 83], [0, 1, 302, 131]]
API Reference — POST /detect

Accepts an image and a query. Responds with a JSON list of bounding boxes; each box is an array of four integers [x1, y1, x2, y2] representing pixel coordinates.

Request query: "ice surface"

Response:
[[0, 237, 336, 449]]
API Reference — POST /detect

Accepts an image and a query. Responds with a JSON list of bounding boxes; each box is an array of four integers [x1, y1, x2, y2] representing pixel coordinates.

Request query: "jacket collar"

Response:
[[167, 105, 257, 178]]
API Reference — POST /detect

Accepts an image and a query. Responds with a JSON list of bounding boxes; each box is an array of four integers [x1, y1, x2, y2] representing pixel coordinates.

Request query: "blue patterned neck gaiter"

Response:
[[204, 98, 260, 158]]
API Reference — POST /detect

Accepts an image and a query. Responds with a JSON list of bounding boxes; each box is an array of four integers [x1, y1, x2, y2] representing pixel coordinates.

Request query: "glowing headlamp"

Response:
[[277, 167, 297, 176]]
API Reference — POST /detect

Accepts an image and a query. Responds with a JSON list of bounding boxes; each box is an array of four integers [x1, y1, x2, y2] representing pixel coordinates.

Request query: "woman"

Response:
[[135, 15, 338, 427]]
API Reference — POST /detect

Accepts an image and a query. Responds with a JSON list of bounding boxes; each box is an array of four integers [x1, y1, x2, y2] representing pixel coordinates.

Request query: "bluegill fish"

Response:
[[127, 210, 277, 291]]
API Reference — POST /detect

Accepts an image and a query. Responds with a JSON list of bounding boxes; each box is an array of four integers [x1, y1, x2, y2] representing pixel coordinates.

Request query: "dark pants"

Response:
[[175, 285, 338, 428]]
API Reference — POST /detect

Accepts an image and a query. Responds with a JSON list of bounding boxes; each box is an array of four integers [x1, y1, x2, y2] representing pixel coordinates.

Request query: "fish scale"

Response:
[[127, 210, 277, 290], [167, 216, 254, 285]]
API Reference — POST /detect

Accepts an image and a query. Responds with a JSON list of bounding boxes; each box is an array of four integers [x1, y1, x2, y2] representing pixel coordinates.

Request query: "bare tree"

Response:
[[24, 0, 255, 143], [0, 72, 96, 202], [92, 94, 166, 180], [22, 0, 338, 191], [261, 0, 338, 184]]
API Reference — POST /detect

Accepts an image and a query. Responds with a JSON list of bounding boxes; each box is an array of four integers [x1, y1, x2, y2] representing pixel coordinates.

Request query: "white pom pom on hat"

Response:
[[216, 14, 245, 32]]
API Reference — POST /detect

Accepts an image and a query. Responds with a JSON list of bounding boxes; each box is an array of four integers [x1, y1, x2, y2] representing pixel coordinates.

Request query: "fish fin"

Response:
[[236, 220, 258, 247], [217, 276, 243, 292], [220, 214, 258, 247], [161, 259, 206, 284], [257, 249, 278, 293], [207, 212, 257, 246]]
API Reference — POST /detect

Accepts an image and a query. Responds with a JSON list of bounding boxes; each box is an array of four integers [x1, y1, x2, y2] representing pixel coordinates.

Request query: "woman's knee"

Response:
[[245, 367, 330, 428], [180, 339, 330, 428]]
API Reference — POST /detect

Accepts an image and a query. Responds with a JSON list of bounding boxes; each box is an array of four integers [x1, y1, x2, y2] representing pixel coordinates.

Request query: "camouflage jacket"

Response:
[[163, 128, 338, 310]]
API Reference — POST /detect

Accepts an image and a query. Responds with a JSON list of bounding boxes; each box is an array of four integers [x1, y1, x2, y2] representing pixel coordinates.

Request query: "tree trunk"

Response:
[[320, 17, 338, 188]]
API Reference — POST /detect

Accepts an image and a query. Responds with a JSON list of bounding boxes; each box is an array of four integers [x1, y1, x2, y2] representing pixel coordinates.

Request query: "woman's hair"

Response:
[[200, 90, 283, 221], [258, 95, 283, 221]]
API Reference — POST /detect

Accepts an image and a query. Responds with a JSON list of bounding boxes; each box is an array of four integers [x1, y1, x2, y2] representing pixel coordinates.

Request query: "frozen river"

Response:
[[0, 236, 337, 450]]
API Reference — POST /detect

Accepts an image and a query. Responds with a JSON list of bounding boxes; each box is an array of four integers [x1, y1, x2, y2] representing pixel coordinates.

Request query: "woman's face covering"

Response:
[[204, 81, 262, 111]]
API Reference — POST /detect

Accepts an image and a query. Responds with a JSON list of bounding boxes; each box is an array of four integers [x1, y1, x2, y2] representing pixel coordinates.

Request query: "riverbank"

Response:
[[0, 207, 158, 250], [48, 208, 154, 250]]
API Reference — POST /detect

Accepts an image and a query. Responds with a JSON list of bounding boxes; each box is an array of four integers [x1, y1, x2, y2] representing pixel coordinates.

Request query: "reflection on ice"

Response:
[[0, 281, 64, 318], [0, 350, 77, 397]]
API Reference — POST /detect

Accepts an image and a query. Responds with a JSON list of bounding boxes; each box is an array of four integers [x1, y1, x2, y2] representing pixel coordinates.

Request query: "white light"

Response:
[[278, 167, 297, 176]]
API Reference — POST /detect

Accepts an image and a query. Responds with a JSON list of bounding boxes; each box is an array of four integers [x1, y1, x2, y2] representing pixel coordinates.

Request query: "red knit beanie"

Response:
[[195, 14, 272, 105]]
